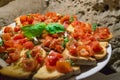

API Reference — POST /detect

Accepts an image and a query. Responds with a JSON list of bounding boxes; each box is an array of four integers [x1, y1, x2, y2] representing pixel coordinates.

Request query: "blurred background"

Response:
[[0, 0, 120, 80]]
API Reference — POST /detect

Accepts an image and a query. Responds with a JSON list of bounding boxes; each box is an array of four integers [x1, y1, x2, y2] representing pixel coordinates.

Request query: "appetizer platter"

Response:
[[0, 12, 112, 80]]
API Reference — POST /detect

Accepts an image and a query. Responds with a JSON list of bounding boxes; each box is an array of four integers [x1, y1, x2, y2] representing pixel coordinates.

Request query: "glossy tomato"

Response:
[[45, 51, 63, 70]]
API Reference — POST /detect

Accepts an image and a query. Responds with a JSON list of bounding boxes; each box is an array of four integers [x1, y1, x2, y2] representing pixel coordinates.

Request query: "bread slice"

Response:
[[63, 49, 97, 66], [15, 17, 21, 26], [0, 64, 31, 79], [33, 65, 80, 80], [94, 42, 108, 60]]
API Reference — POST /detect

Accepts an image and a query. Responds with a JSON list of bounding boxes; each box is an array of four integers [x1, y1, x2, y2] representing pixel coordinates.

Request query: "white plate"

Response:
[[9, 23, 112, 80], [76, 44, 112, 80]]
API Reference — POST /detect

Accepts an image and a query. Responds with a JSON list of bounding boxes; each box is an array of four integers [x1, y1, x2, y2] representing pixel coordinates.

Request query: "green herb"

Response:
[[0, 38, 3, 46], [21, 23, 46, 39], [26, 51, 32, 58], [66, 59, 75, 66], [62, 36, 69, 48], [69, 16, 74, 22], [92, 23, 98, 31], [46, 23, 65, 34]]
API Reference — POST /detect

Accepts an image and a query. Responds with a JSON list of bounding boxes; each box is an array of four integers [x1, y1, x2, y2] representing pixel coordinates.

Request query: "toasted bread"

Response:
[[33, 65, 80, 80], [0, 65, 31, 79], [63, 49, 97, 66], [94, 42, 108, 60]]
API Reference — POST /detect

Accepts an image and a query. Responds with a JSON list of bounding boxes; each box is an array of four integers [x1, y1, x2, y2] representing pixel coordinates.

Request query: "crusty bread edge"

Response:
[[33, 65, 80, 80], [63, 49, 97, 66]]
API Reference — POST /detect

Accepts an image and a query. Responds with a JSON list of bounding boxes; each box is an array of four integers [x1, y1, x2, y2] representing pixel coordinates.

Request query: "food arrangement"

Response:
[[0, 12, 112, 80]]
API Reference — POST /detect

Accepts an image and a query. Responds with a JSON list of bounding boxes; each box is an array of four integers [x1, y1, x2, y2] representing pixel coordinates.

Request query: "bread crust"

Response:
[[63, 49, 97, 66], [33, 65, 80, 80]]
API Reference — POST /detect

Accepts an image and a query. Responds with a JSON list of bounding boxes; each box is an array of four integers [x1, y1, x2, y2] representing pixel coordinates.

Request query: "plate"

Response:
[[8, 23, 112, 80], [76, 44, 112, 80]]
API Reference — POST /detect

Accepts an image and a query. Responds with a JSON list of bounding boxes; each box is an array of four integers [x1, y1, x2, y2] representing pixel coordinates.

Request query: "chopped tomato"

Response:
[[94, 27, 110, 40], [45, 51, 63, 70], [4, 40, 14, 48], [0, 46, 5, 52], [2, 33, 11, 41], [56, 60, 73, 73], [68, 44, 77, 56], [45, 12, 57, 18], [27, 16, 34, 24], [36, 54, 43, 63], [13, 34, 24, 40], [4, 26, 12, 33], [14, 25, 20, 32], [23, 41, 34, 49], [22, 58, 37, 71], [14, 43, 23, 50], [60, 15, 70, 24], [20, 15, 27, 23], [91, 41, 103, 53], [18, 38, 28, 44], [43, 36, 53, 47], [77, 45, 90, 57], [9, 52, 20, 61]]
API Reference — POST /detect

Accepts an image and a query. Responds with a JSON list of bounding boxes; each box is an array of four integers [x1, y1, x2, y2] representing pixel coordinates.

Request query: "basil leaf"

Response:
[[26, 51, 32, 58], [0, 38, 3, 46], [46, 23, 65, 34], [69, 16, 74, 22], [62, 36, 69, 48], [92, 23, 98, 31], [21, 23, 46, 39], [66, 59, 75, 66]]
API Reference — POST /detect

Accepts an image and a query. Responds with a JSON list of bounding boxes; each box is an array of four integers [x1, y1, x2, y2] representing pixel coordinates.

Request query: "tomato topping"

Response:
[[9, 52, 20, 61], [22, 58, 37, 71], [18, 38, 28, 44], [4, 40, 14, 48], [77, 45, 90, 57], [4, 26, 12, 33], [91, 41, 103, 53], [0, 46, 5, 52], [68, 44, 77, 56], [20, 15, 33, 24], [56, 60, 73, 73], [20, 15, 27, 23], [36, 54, 43, 63], [43, 36, 53, 47], [14, 25, 20, 32], [45, 51, 63, 70], [14, 43, 23, 50], [23, 41, 34, 49], [2, 33, 12, 41], [94, 27, 110, 40], [13, 34, 24, 40]]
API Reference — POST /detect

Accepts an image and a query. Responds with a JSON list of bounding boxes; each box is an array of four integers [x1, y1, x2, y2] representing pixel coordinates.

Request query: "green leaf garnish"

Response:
[[21, 23, 46, 39], [92, 23, 98, 31], [0, 38, 3, 46], [26, 51, 32, 58], [66, 59, 75, 66], [46, 23, 65, 34], [69, 16, 74, 22], [62, 36, 69, 48]]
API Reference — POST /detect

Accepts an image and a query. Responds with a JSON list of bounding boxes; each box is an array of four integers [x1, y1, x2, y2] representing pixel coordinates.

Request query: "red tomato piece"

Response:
[[56, 60, 73, 73], [14, 25, 20, 32], [45, 51, 63, 70], [22, 58, 37, 71], [18, 38, 28, 44], [27, 16, 34, 24], [2, 33, 11, 41], [13, 34, 24, 40], [23, 41, 34, 49], [68, 44, 77, 56], [20, 15, 27, 23], [9, 52, 20, 61], [92, 41, 103, 53], [0, 46, 5, 52], [4, 40, 14, 48], [4, 26, 12, 33]]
